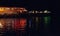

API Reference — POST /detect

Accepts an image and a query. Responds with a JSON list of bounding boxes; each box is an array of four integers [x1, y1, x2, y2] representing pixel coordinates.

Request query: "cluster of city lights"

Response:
[[28, 10, 51, 13], [0, 7, 27, 14], [0, 7, 51, 15], [0, 7, 27, 12]]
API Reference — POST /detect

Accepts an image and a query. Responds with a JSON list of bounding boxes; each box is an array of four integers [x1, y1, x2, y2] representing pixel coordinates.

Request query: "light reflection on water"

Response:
[[0, 18, 27, 36], [0, 16, 51, 36]]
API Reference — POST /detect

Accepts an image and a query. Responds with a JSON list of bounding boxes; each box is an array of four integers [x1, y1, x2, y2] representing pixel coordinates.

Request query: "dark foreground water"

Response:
[[0, 29, 40, 36]]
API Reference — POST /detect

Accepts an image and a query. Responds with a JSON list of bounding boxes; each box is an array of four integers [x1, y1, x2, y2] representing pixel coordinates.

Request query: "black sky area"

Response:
[[0, 0, 59, 12]]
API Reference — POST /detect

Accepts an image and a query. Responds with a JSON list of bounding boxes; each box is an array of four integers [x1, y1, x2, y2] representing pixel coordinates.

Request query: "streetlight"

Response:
[[44, 10, 51, 13]]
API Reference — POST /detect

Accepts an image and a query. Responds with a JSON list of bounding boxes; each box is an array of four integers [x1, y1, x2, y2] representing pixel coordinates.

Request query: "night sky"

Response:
[[0, 0, 58, 11]]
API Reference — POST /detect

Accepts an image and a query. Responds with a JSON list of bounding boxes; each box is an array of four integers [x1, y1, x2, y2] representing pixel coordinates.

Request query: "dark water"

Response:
[[0, 18, 35, 36], [0, 15, 52, 36]]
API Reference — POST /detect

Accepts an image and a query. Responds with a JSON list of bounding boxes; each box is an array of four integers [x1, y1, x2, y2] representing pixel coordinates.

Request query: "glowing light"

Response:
[[19, 10, 23, 12], [20, 19, 27, 28], [35, 11, 38, 13], [32, 11, 34, 13], [39, 11, 43, 13], [44, 10, 48, 13], [0, 22, 3, 28], [0, 7, 27, 14], [36, 17, 38, 22], [44, 16, 51, 24], [18, 8, 27, 13], [14, 19, 27, 30], [0, 8, 5, 11], [5, 8, 10, 10]]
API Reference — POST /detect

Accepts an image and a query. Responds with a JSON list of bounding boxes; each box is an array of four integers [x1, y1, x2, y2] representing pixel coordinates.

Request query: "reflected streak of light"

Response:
[[0, 22, 3, 28]]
